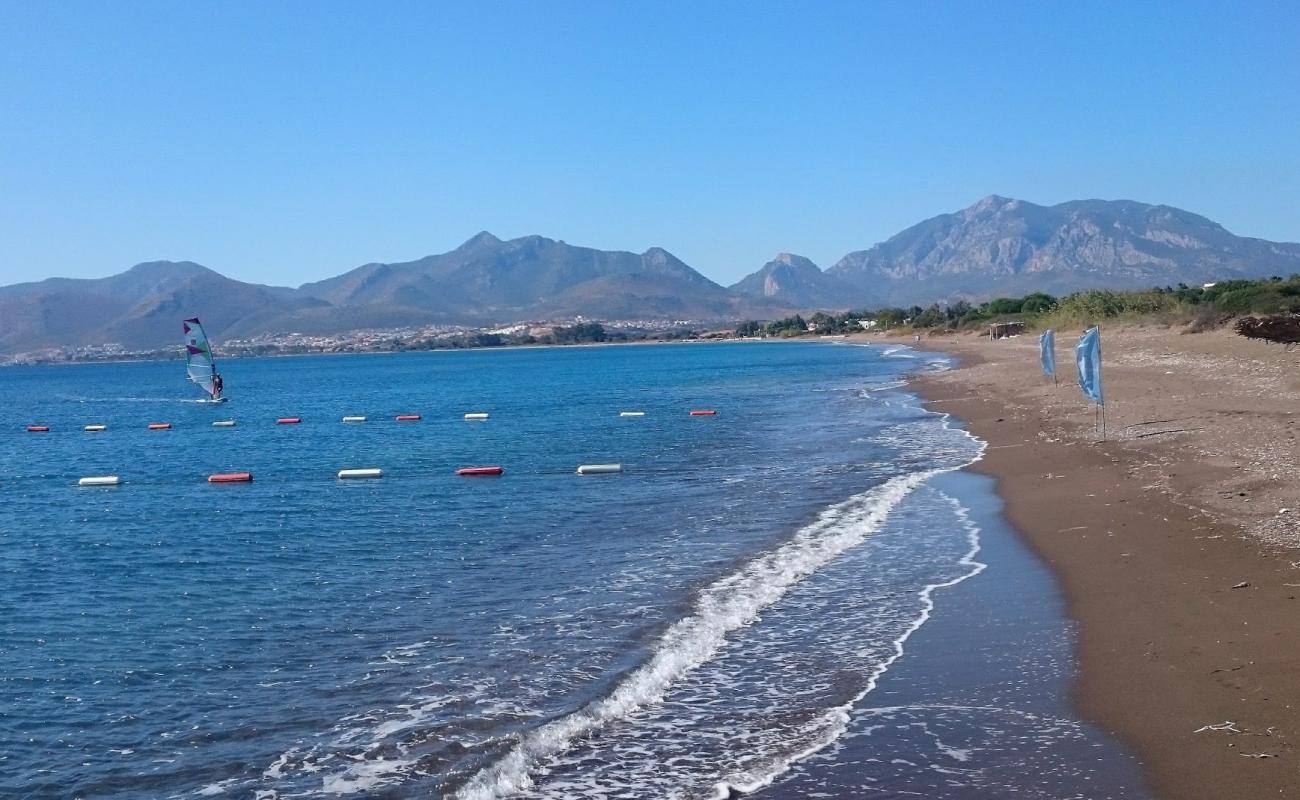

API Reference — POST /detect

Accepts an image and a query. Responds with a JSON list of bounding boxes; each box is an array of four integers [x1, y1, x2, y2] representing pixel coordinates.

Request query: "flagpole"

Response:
[[1097, 326, 1104, 439]]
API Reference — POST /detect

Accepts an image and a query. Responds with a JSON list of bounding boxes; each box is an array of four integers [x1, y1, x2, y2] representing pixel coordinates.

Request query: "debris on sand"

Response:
[[1235, 316, 1300, 347]]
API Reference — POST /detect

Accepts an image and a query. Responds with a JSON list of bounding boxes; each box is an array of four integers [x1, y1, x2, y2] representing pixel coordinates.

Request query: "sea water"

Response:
[[0, 342, 1147, 798]]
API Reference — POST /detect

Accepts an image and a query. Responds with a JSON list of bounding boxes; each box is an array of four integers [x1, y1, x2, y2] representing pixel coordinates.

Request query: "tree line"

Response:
[[733, 275, 1300, 337]]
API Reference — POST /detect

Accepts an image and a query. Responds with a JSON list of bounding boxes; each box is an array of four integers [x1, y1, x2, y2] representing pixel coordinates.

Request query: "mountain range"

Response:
[[727, 196, 1300, 308], [0, 236, 786, 355], [3, 196, 1299, 355]]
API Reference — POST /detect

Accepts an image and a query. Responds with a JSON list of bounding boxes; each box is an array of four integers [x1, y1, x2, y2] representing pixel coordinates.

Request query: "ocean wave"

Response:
[[860, 379, 909, 394], [713, 492, 986, 796], [64, 395, 210, 403], [453, 420, 985, 799], [880, 347, 917, 359]]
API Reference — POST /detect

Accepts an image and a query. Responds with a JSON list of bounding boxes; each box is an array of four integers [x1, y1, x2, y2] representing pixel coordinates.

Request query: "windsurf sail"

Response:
[[183, 317, 219, 399]]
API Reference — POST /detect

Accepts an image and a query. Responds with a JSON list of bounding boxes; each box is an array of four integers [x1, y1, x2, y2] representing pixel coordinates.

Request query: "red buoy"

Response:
[[395, 414, 421, 421], [456, 466, 504, 477], [26, 425, 50, 432], [276, 417, 301, 424], [148, 422, 172, 430], [689, 410, 717, 416], [208, 472, 253, 483]]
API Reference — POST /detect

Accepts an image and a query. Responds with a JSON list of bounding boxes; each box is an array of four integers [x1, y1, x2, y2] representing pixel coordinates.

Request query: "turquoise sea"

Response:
[[0, 342, 1148, 798]]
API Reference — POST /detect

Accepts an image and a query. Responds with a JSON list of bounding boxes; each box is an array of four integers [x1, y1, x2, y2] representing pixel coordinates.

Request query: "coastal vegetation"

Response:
[[1036, 277, 1300, 330], [731, 275, 1300, 340]]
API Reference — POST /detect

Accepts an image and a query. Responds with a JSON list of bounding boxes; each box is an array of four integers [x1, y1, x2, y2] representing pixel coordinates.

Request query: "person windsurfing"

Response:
[[183, 317, 226, 401]]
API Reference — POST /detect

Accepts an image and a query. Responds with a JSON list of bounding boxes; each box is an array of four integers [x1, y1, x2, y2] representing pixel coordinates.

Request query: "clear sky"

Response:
[[1, 1, 1297, 288]]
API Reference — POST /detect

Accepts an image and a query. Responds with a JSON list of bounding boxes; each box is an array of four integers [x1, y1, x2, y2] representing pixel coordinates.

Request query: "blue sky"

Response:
[[1, 1, 1297, 287]]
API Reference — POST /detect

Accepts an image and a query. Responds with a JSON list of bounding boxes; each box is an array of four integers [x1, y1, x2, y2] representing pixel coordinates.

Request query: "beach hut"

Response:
[[989, 321, 1026, 340]]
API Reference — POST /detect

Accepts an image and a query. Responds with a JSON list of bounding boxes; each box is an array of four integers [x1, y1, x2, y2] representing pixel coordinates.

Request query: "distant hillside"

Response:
[[728, 253, 847, 308], [0, 237, 783, 355], [298, 233, 753, 323], [0, 261, 324, 354], [824, 196, 1300, 307]]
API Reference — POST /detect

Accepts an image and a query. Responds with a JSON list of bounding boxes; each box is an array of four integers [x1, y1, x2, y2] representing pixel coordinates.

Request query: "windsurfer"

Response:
[[213, 373, 224, 399]]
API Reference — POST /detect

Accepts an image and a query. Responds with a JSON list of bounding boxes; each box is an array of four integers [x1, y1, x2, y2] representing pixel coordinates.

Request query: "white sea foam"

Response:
[[713, 494, 987, 795], [877, 345, 922, 360], [73, 396, 209, 403], [262, 749, 294, 780], [861, 379, 909, 394], [195, 778, 240, 796], [454, 422, 984, 800], [320, 756, 417, 795]]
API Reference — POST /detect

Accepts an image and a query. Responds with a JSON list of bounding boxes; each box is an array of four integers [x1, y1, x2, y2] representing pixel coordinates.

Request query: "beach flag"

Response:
[[1039, 329, 1057, 379], [1075, 327, 1104, 405]]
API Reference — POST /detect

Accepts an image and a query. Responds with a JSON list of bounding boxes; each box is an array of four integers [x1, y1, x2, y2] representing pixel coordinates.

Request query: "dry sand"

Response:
[[879, 325, 1300, 798]]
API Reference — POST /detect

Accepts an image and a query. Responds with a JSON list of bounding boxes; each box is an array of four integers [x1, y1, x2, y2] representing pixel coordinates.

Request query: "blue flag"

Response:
[[1075, 327, 1104, 405], [1039, 329, 1056, 377]]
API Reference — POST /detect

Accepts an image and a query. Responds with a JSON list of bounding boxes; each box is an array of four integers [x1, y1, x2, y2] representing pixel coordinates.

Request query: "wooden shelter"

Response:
[[988, 321, 1026, 340]]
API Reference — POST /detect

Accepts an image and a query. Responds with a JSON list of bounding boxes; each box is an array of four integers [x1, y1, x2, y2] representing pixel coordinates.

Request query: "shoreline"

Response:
[[0, 334, 792, 368], [900, 327, 1300, 799], [764, 469, 1149, 799]]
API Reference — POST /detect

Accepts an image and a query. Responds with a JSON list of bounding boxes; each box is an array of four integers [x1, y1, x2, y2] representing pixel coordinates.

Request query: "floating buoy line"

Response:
[[22, 409, 723, 434], [24, 408, 719, 487]]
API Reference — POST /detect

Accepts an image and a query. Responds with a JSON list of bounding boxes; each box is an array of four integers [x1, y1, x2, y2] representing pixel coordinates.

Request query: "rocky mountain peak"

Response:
[[772, 252, 816, 268], [459, 231, 502, 249], [965, 194, 1022, 218], [729, 252, 840, 308], [641, 246, 675, 265]]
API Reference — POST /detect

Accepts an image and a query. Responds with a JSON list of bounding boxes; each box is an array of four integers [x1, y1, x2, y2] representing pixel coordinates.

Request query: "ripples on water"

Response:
[[0, 342, 1139, 798]]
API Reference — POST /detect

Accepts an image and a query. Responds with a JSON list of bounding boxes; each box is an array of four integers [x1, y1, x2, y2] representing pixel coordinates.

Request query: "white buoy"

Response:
[[78, 476, 121, 486], [618, 411, 645, 417], [212, 420, 236, 427], [576, 463, 623, 475], [464, 412, 490, 421], [338, 468, 383, 479], [341, 416, 367, 423], [84, 424, 107, 432]]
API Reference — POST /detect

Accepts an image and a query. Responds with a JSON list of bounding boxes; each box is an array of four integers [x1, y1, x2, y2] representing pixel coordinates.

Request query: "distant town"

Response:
[[0, 317, 750, 366], [0, 310, 889, 366]]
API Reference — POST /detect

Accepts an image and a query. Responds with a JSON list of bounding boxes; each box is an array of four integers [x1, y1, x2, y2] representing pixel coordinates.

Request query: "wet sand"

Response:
[[764, 470, 1150, 799], [886, 326, 1300, 799]]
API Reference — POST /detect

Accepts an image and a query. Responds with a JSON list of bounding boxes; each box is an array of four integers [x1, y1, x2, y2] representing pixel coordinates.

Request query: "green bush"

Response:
[[859, 277, 1295, 334], [1213, 287, 1273, 314], [1020, 292, 1057, 314]]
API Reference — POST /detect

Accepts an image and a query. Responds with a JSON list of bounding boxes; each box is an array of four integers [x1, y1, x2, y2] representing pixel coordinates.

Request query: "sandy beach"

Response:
[[885, 325, 1300, 799]]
